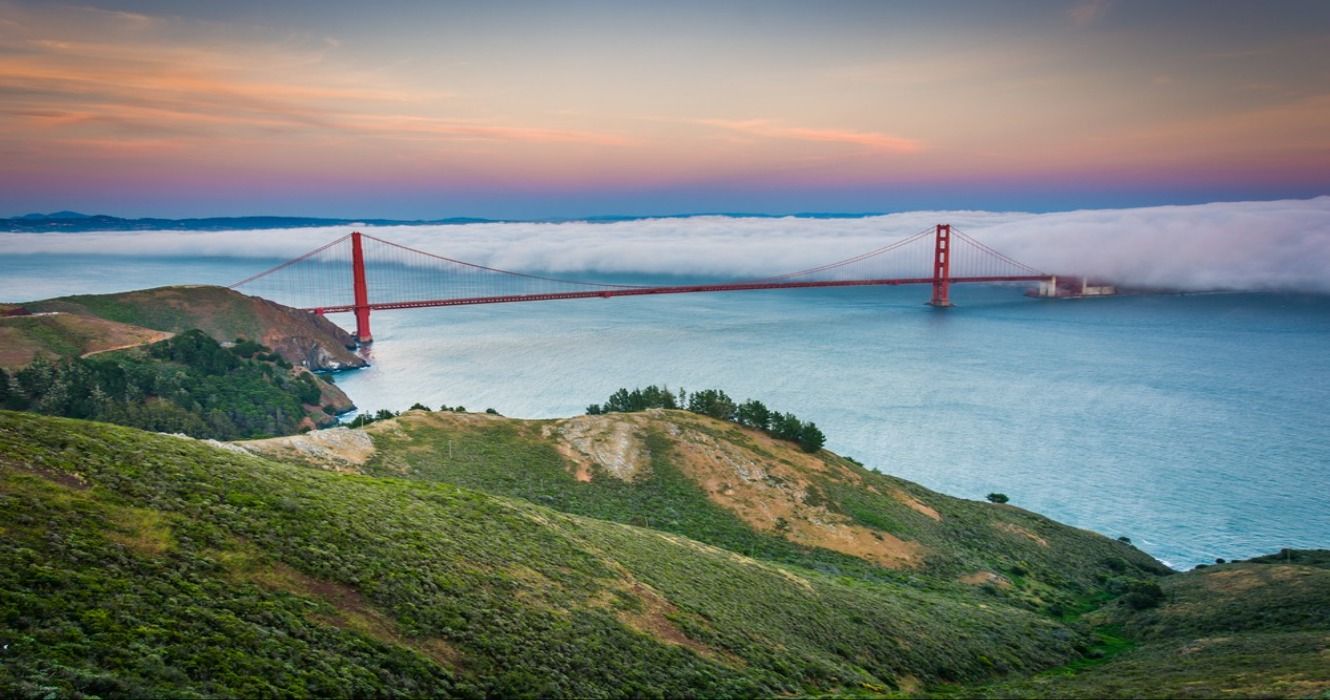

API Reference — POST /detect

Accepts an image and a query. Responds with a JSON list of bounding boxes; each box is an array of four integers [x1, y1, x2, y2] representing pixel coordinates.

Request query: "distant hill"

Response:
[[0, 211, 886, 232], [16, 210, 93, 221], [26, 286, 365, 372], [0, 213, 498, 233]]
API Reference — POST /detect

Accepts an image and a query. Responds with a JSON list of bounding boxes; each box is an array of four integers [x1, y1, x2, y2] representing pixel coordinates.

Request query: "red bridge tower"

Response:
[[929, 224, 953, 307], [351, 231, 373, 344]]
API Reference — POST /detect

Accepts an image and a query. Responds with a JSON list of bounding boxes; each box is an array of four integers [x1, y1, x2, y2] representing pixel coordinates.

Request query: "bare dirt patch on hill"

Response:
[[994, 521, 1050, 547], [541, 414, 651, 482], [892, 488, 942, 521], [239, 428, 377, 472], [657, 415, 924, 569]]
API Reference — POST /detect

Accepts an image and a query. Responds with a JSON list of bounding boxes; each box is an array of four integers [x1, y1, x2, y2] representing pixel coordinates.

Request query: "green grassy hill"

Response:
[[3, 408, 1326, 698], [245, 409, 1169, 610], [965, 559, 1330, 698], [3, 410, 1084, 697], [26, 286, 364, 372]]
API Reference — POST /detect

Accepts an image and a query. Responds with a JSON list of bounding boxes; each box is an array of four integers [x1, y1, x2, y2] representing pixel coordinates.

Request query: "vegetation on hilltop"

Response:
[[1, 410, 1088, 698], [587, 385, 826, 453], [1, 331, 342, 439]]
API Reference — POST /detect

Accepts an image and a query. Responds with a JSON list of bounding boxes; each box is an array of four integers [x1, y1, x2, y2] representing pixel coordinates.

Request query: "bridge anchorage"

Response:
[[231, 224, 1075, 346]]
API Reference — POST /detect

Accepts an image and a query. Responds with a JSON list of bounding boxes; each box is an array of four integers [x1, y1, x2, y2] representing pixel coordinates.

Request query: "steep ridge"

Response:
[[242, 409, 1169, 611], [27, 286, 364, 371], [1, 410, 1083, 697]]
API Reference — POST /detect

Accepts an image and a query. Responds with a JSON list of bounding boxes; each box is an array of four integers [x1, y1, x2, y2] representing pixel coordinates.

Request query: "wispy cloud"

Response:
[[0, 4, 628, 153], [1067, 0, 1112, 28], [698, 119, 923, 153], [342, 115, 631, 146]]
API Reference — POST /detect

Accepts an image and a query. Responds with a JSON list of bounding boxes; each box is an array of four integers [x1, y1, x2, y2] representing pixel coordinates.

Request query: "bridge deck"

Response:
[[307, 275, 1050, 313]]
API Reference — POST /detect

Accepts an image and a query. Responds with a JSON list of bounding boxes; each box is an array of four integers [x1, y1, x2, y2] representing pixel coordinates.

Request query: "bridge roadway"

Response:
[[307, 275, 1051, 313]]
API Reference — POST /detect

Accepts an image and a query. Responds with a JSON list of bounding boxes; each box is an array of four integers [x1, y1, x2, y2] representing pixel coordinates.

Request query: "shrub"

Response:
[[986, 493, 1010, 504], [1122, 579, 1165, 610]]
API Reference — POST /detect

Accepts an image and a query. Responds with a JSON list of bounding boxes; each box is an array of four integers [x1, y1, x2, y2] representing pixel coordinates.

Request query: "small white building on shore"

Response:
[[1034, 276, 1117, 298]]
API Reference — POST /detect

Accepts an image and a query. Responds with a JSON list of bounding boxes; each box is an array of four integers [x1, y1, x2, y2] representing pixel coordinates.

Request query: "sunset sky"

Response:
[[2, 0, 1329, 218]]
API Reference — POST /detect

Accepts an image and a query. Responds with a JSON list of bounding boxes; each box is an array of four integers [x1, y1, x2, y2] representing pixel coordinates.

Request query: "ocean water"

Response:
[[3, 250, 1328, 569]]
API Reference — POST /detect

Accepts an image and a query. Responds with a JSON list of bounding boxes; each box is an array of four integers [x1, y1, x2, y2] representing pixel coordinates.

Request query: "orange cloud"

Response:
[[0, 6, 628, 155]]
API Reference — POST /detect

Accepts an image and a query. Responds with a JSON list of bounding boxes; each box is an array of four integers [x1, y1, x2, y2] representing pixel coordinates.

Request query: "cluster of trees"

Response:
[[587, 385, 826, 453], [0, 331, 325, 440], [343, 404, 501, 428], [344, 408, 400, 428]]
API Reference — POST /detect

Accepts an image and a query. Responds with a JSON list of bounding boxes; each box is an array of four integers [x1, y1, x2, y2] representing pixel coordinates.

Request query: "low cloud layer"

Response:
[[4, 197, 1330, 293]]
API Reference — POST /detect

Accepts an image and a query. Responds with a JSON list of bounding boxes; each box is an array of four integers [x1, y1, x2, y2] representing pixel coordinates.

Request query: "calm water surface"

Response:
[[4, 252, 1328, 569]]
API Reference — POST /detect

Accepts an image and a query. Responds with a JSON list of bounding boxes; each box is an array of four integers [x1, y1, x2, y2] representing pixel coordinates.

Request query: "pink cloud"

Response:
[[699, 119, 923, 153]]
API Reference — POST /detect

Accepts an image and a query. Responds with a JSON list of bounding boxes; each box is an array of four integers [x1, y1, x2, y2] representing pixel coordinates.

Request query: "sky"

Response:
[[2, 0, 1329, 218]]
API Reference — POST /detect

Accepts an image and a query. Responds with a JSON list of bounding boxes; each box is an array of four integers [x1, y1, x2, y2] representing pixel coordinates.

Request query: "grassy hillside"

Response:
[[964, 559, 1330, 698], [27, 286, 365, 371], [2, 410, 1090, 697], [245, 409, 1167, 611], [0, 313, 170, 369]]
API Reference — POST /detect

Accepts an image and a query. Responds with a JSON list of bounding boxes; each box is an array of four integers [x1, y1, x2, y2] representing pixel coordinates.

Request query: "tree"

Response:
[[796, 421, 825, 453], [735, 399, 771, 431], [687, 389, 736, 421], [986, 493, 1010, 504], [769, 412, 803, 442]]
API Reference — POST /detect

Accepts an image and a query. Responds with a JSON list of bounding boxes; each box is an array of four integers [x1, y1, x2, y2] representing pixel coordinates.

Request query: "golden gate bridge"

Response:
[[230, 224, 1063, 344]]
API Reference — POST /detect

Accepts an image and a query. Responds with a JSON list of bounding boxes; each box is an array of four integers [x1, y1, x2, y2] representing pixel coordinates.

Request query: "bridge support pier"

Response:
[[928, 224, 953, 307], [351, 231, 373, 345]]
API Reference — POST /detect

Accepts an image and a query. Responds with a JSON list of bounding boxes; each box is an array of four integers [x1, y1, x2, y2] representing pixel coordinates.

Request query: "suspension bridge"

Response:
[[230, 224, 1071, 345]]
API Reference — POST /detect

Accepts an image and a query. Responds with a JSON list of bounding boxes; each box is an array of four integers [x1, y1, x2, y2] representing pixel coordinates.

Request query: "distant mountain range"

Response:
[[2, 210, 883, 232], [2, 212, 497, 233]]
